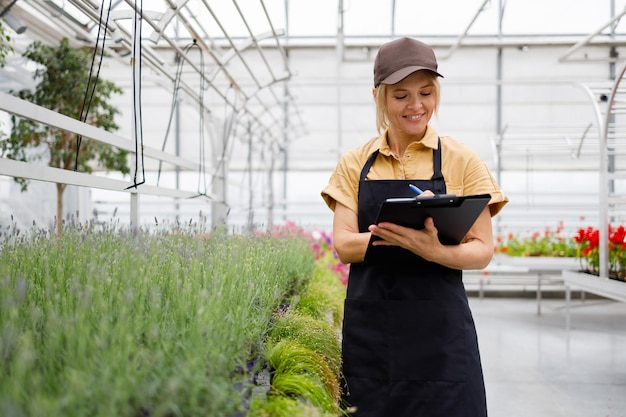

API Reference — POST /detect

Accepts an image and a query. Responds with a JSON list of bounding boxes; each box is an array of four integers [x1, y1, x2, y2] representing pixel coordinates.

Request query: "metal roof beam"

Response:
[[559, 5, 626, 62]]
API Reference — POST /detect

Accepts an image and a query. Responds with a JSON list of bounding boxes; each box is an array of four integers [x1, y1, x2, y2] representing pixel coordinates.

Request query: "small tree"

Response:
[[0, 19, 14, 146], [1, 38, 129, 234], [0, 19, 13, 67]]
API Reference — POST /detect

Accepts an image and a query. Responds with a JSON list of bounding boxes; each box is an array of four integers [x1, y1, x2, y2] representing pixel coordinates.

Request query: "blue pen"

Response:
[[409, 184, 423, 195]]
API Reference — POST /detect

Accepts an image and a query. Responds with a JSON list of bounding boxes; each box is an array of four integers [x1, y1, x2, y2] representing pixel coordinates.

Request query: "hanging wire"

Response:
[[206, 84, 240, 188], [74, 0, 112, 171], [126, 0, 146, 190], [156, 40, 198, 186], [194, 38, 209, 198], [155, 39, 210, 199], [186, 39, 211, 199]]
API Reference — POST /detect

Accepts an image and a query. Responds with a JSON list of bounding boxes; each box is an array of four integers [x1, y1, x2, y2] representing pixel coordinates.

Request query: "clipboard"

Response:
[[364, 193, 491, 263]]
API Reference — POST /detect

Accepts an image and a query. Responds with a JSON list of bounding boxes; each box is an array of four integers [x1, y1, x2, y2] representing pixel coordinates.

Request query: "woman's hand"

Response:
[[367, 188, 439, 260], [368, 206, 494, 270], [368, 216, 441, 261]]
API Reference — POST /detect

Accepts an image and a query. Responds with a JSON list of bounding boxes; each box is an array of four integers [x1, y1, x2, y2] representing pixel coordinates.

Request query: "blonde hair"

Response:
[[373, 71, 441, 135]]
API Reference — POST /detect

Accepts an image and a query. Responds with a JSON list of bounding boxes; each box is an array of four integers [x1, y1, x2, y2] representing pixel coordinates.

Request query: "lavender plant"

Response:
[[0, 219, 313, 417]]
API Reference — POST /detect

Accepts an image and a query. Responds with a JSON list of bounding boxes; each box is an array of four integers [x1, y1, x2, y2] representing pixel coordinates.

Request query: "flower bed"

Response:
[[310, 228, 349, 286], [0, 220, 342, 416], [573, 225, 625, 281], [495, 222, 577, 257], [496, 222, 626, 281]]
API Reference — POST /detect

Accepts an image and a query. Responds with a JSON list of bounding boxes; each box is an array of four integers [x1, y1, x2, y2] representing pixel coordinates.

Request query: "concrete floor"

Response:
[[469, 296, 626, 417]]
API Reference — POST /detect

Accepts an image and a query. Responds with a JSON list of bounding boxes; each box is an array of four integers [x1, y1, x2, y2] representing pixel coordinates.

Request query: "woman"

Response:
[[321, 37, 508, 417]]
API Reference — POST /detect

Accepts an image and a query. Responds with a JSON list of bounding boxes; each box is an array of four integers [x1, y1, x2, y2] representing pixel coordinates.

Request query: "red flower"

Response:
[[556, 221, 564, 233], [610, 225, 625, 245], [572, 224, 625, 277]]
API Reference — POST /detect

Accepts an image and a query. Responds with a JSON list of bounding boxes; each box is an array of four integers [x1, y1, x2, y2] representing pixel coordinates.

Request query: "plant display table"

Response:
[[562, 270, 626, 329], [465, 256, 578, 315]]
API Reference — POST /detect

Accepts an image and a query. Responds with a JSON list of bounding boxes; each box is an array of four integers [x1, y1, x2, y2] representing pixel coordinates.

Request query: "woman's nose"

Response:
[[407, 95, 422, 109]]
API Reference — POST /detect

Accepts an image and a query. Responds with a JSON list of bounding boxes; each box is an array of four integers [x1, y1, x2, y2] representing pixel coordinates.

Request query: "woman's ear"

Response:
[[372, 87, 377, 99]]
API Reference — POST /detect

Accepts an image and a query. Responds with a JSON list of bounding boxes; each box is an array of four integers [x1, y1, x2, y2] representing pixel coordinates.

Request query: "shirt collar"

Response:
[[378, 125, 439, 156]]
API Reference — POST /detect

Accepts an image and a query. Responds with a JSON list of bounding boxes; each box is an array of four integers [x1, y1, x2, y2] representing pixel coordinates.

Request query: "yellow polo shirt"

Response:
[[321, 125, 508, 216]]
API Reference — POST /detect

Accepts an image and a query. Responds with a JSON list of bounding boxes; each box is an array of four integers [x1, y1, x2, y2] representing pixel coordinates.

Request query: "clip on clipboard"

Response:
[[364, 193, 491, 262]]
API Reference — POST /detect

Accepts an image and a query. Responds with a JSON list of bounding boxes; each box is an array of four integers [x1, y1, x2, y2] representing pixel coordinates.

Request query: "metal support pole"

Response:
[[336, 0, 344, 161], [565, 284, 571, 332], [494, 0, 505, 238], [537, 273, 542, 316]]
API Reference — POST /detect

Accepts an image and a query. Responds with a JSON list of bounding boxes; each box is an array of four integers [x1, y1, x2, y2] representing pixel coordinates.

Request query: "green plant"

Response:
[[0, 219, 314, 416], [0, 19, 13, 67], [294, 261, 346, 328], [263, 340, 339, 415], [0, 19, 13, 146], [310, 229, 349, 285], [245, 225, 346, 416], [495, 222, 577, 257], [248, 394, 330, 417], [2, 38, 129, 234], [267, 312, 342, 383]]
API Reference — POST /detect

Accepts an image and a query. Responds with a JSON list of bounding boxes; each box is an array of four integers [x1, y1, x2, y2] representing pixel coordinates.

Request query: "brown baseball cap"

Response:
[[373, 37, 443, 87]]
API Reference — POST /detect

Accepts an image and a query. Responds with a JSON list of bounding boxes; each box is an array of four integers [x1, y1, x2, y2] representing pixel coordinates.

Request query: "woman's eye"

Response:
[[394, 95, 407, 100], [421, 91, 431, 96]]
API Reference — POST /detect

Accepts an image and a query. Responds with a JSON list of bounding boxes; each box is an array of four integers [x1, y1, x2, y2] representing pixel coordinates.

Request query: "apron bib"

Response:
[[341, 140, 488, 417]]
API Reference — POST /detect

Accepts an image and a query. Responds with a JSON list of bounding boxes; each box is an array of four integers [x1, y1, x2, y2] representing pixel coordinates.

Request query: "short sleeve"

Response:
[[462, 158, 508, 217], [440, 137, 508, 217], [321, 152, 361, 214]]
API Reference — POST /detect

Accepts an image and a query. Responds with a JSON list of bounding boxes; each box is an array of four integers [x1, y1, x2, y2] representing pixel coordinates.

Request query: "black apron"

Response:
[[341, 141, 488, 417]]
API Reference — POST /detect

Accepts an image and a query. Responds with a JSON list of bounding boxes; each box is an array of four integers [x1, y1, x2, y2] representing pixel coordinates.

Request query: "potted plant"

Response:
[[493, 222, 579, 271], [572, 225, 626, 281]]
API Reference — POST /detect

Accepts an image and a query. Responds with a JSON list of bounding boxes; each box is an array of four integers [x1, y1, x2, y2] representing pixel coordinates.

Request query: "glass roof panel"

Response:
[[502, 0, 611, 35], [193, 1, 267, 39], [40, 0, 92, 27], [287, 0, 337, 37], [342, 0, 393, 36], [394, 0, 497, 36]]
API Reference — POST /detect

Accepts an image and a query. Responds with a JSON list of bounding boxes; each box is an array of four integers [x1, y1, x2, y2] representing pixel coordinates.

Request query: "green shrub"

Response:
[[267, 312, 341, 381], [294, 262, 346, 328], [0, 221, 314, 417], [248, 394, 333, 417], [246, 242, 347, 416], [264, 340, 339, 415]]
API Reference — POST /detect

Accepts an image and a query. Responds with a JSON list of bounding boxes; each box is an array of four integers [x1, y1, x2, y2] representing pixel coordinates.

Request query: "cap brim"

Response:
[[381, 66, 444, 85]]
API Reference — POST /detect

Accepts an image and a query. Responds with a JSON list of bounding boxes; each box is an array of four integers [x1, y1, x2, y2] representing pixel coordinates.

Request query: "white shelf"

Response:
[[562, 270, 626, 303], [492, 255, 579, 272], [464, 256, 578, 316], [562, 270, 626, 330]]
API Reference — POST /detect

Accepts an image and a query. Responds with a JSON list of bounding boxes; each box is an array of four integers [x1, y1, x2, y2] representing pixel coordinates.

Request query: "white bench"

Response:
[[562, 270, 626, 329], [464, 256, 579, 315]]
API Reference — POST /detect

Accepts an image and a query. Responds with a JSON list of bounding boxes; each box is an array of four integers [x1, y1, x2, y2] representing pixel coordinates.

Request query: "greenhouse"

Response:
[[0, 1, 625, 416]]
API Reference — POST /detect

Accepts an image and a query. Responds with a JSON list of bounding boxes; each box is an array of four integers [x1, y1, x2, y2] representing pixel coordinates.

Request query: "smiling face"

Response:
[[383, 70, 439, 143]]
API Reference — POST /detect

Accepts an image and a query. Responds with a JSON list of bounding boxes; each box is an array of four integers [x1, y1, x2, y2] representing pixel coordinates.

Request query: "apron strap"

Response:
[[360, 150, 380, 181], [432, 137, 443, 182]]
